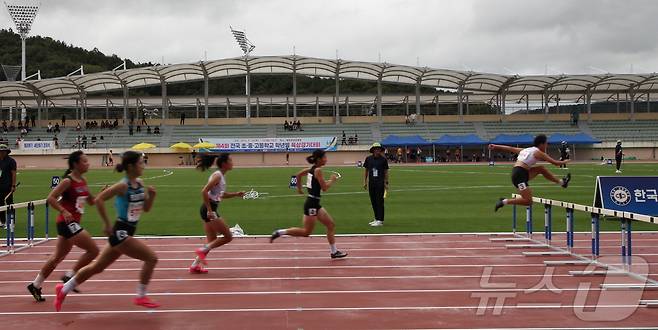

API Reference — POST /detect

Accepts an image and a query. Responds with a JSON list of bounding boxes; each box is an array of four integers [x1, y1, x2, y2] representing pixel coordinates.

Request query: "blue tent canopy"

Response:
[[433, 134, 487, 146], [490, 134, 534, 145], [549, 133, 601, 144], [380, 135, 431, 146]]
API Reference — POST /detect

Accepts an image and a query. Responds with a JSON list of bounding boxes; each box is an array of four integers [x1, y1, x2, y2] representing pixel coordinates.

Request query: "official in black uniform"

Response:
[[364, 143, 389, 227], [0, 144, 17, 229], [615, 140, 623, 173], [558, 141, 570, 169]]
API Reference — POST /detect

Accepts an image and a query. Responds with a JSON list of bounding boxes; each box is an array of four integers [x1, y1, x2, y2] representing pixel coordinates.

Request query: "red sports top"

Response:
[[56, 177, 90, 223]]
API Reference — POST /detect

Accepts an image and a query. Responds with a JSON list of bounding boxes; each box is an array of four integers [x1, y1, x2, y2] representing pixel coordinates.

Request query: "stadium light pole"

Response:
[[230, 26, 255, 122], [5, 1, 40, 81]]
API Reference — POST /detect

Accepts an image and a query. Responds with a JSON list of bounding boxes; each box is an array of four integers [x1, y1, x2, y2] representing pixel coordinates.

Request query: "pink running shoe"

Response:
[[189, 265, 208, 274], [134, 296, 161, 308], [195, 248, 208, 265], [54, 283, 67, 312]]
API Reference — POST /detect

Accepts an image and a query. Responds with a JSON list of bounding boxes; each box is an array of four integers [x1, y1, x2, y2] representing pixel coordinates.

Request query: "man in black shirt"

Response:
[[615, 140, 623, 173], [0, 144, 17, 228], [559, 141, 570, 169], [363, 143, 389, 227]]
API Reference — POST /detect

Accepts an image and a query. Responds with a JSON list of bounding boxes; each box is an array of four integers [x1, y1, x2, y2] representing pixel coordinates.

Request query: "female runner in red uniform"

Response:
[[27, 151, 102, 302]]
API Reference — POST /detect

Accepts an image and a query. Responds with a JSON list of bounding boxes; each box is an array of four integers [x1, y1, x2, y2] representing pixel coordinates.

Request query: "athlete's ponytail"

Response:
[[63, 150, 84, 177], [116, 151, 141, 173], [306, 149, 326, 164], [196, 154, 218, 171]]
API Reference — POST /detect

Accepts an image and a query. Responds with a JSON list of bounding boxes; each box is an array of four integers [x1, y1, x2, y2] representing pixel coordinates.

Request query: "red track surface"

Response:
[[1, 233, 658, 329]]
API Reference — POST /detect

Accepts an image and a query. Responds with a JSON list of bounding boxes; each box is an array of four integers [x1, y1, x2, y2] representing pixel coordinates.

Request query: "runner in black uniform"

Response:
[[559, 141, 570, 169], [270, 149, 347, 259]]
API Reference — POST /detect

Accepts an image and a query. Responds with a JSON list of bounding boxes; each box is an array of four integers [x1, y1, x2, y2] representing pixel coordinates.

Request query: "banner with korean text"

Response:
[[201, 137, 337, 153]]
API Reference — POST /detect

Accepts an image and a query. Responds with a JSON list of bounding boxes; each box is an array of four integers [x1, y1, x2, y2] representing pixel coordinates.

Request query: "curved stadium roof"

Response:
[[1, 55, 657, 103]]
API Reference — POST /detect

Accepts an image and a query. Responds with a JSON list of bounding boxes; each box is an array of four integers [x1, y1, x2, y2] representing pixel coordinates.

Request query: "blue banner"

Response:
[[594, 176, 658, 216], [202, 137, 338, 153]]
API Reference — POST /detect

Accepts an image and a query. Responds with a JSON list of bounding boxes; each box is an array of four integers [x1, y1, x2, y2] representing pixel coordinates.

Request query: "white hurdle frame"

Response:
[[491, 194, 658, 292], [1, 199, 49, 256]]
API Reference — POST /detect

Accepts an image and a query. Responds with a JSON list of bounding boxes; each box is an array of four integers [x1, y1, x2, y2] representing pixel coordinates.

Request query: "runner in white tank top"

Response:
[[488, 134, 571, 211], [190, 154, 245, 274]]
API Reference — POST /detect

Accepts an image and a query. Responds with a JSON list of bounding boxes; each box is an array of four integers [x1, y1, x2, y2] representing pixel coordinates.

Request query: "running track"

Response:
[[1, 233, 658, 329]]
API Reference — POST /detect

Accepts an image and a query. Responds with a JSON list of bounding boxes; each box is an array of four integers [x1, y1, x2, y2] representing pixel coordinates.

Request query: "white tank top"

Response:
[[517, 147, 539, 166], [207, 171, 226, 202]]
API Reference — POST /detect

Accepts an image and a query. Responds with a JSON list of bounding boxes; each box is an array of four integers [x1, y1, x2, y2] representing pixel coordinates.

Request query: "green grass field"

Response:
[[3, 162, 658, 239]]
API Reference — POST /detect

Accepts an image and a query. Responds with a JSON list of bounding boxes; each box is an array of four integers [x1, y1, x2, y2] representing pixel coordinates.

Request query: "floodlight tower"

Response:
[[230, 26, 255, 121], [5, 1, 40, 81]]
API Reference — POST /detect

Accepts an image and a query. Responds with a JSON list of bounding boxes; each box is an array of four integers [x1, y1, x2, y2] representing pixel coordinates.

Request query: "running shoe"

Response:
[[616, 170, 622, 174], [368, 219, 378, 225], [61, 275, 80, 293], [495, 198, 505, 212], [194, 248, 209, 265], [54, 283, 66, 312], [331, 251, 348, 259], [134, 296, 161, 308], [189, 265, 208, 274], [369, 220, 383, 227], [269, 230, 281, 243], [561, 173, 571, 188], [27, 283, 45, 302]]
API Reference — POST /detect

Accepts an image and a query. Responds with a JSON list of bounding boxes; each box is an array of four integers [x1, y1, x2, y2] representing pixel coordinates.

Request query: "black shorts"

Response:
[[200, 201, 220, 222], [108, 221, 137, 247], [56, 221, 84, 239], [303, 197, 322, 216], [511, 166, 530, 191]]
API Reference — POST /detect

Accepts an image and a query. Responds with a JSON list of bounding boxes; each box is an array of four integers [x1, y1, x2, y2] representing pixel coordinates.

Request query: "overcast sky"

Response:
[[3, 0, 658, 75]]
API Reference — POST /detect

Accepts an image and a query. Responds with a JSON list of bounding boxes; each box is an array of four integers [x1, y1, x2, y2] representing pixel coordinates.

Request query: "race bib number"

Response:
[[306, 174, 313, 189], [517, 182, 528, 191], [372, 169, 379, 178], [51, 176, 60, 189], [67, 222, 82, 233], [115, 230, 129, 240], [308, 208, 317, 216], [289, 175, 297, 189], [75, 196, 87, 214], [127, 202, 144, 222]]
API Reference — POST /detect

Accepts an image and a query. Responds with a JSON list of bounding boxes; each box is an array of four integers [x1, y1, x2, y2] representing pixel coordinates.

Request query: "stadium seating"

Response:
[[588, 120, 658, 141], [481, 121, 582, 139]]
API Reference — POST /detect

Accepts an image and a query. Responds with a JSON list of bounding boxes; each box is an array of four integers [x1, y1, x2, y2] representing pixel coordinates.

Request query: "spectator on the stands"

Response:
[[180, 112, 186, 125], [354, 133, 359, 144], [30, 115, 36, 128], [128, 124, 134, 136], [53, 136, 59, 149], [61, 115, 66, 127], [82, 135, 88, 149], [54, 123, 60, 134], [146, 126, 152, 134], [8, 121, 14, 132], [284, 120, 290, 131], [295, 119, 303, 131], [20, 127, 27, 137], [154, 126, 160, 135], [341, 131, 347, 145], [47, 122, 53, 133], [91, 134, 97, 148], [136, 125, 141, 133], [75, 123, 81, 131], [113, 118, 119, 128], [141, 109, 148, 126]]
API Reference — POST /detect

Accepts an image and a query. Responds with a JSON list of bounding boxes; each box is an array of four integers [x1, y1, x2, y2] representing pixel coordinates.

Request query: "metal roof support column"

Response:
[[525, 94, 529, 114], [105, 98, 109, 120], [316, 96, 319, 118], [647, 93, 651, 113], [195, 98, 200, 119], [204, 74, 209, 125], [246, 71, 251, 125], [586, 88, 592, 123], [629, 91, 635, 121], [334, 60, 341, 124], [161, 79, 168, 121], [292, 60, 297, 119], [36, 96, 41, 122], [256, 97, 260, 118], [75, 99, 79, 120], [457, 87, 463, 123], [345, 96, 349, 117], [45, 99, 49, 121], [500, 93, 506, 119], [616, 93, 620, 113], [286, 97, 289, 118], [226, 97, 230, 118], [466, 94, 470, 116], [415, 77, 421, 115], [405, 96, 409, 116], [435, 94, 440, 115], [543, 91, 549, 120], [377, 76, 382, 119]]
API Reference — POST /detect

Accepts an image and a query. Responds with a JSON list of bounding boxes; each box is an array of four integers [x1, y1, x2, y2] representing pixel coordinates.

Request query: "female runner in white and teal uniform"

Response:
[[54, 151, 160, 311]]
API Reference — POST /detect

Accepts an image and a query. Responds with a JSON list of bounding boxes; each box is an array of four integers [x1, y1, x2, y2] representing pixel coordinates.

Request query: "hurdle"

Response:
[[494, 194, 658, 290], [1, 199, 50, 256]]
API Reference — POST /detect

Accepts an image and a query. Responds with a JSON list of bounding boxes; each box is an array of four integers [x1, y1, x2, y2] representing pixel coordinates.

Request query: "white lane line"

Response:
[[0, 264, 552, 273], [0, 272, 650, 284], [0, 287, 623, 299], [0, 304, 647, 316]]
